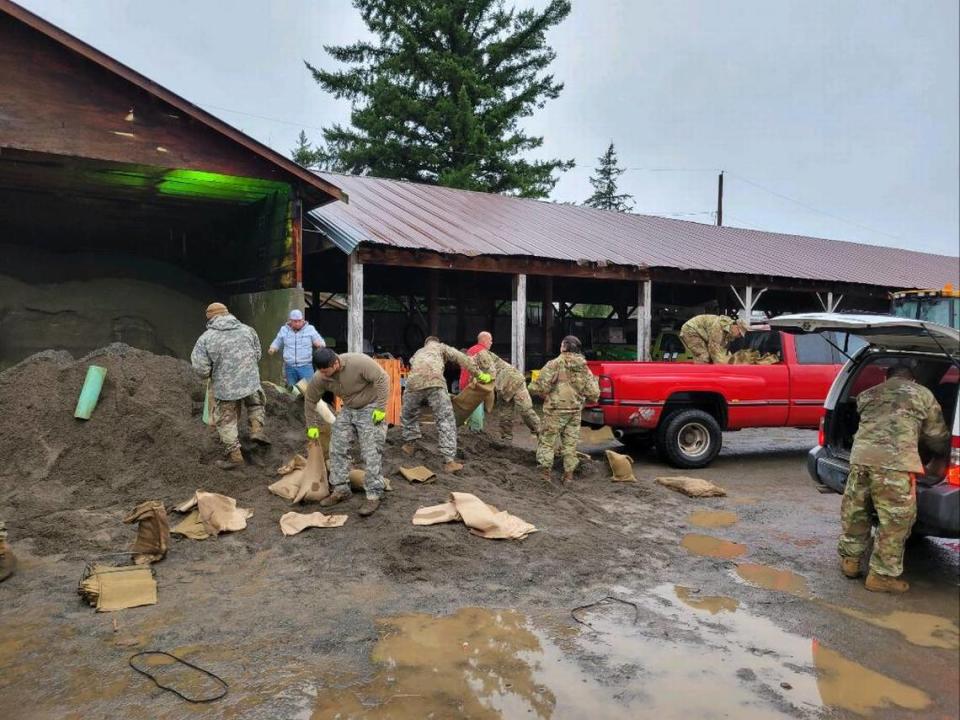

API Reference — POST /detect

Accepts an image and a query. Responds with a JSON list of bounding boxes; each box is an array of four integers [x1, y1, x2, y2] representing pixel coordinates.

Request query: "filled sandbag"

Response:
[[451, 381, 495, 425], [656, 476, 727, 498], [605, 449, 636, 482]]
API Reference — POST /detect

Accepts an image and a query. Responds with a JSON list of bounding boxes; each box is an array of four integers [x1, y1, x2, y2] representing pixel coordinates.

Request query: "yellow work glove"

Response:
[[306, 427, 320, 440], [477, 372, 493, 384], [371, 409, 386, 425]]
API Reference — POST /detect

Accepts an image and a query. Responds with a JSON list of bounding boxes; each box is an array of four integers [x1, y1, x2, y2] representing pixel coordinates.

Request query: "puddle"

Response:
[[687, 510, 739, 528], [681, 533, 748, 559], [813, 640, 931, 714], [735, 563, 810, 597], [674, 585, 739, 614], [826, 606, 960, 650]]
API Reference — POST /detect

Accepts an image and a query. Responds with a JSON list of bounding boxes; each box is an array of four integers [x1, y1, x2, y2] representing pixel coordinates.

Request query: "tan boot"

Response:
[[540, 467, 552, 482], [562, 471, 574, 484], [249, 419, 270, 445], [319, 486, 352, 508], [358, 497, 381, 517], [443, 460, 464, 473], [215, 448, 244, 470], [840, 557, 861, 579], [0, 542, 16, 583], [865, 572, 909, 594], [401, 443, 416, 456]]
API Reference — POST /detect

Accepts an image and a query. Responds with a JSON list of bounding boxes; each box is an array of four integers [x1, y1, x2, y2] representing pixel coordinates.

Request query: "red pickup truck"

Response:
[[584, 330, 865, 468]]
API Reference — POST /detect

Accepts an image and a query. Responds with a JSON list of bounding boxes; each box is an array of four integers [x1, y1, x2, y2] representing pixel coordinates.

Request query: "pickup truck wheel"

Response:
[[657, 409, 722, 468]]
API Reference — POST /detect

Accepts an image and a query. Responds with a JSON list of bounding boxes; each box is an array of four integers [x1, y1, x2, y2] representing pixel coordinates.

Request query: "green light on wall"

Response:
[[157, 169, 289, 203]]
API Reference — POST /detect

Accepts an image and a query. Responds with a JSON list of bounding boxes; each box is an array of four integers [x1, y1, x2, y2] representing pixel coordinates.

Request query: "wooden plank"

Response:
[[511, 274, 527, 373], [373, 358, 403, 426], [292, 198, 303, 288], [357, 245, 648, 281], [347, 252, 363, 353]]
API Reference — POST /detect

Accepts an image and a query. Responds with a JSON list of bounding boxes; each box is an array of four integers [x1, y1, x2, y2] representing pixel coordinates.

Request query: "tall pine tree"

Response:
[[305, 0, 573, 198], [291, 130, 325, 169], [584, 142, 634, 212]]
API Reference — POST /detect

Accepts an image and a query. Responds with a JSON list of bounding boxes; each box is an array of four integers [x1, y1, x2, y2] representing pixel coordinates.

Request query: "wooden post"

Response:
[[511, 274, 527, 372], [427, 269, 440, 337], [731, 285, 767, 323], [347, 252, 363, 353], [292, 197, 303, 288], [637, 280, 652, 361], [543, 276, 554, 357]]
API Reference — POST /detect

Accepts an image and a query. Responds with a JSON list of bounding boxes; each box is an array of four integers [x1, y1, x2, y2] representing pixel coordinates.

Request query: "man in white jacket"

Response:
[[268, 309, 325, 387]]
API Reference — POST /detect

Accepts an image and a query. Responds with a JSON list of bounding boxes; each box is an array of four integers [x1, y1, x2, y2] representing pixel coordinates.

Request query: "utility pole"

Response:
[[716, 170, 724, 226]]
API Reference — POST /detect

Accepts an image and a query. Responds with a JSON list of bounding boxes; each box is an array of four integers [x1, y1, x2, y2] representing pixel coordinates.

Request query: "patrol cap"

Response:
[[205, 302, 228, 319], [289, 309, 304, 321]]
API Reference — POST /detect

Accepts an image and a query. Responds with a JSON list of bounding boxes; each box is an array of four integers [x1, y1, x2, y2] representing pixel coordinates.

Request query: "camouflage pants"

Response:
[[213, 389, 266, 453], [497, 388, 542, 442], [330, 403, 386, 499], [838, 464, 917, 577], [0, 520, 6, 543], [679, 331, 711, 364], [536, 410, 581, 472], [401, 387, 458, 461]]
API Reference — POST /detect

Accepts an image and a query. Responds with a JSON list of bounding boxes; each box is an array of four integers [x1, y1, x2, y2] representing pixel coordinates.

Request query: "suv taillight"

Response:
[[818, 416, 825, 447], [599, 375, 613, 401], [947, 436, 960, 487]]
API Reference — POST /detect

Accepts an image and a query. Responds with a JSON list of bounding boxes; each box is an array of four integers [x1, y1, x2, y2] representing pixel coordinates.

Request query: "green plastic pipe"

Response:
[[202, 380, 212, 425], [74, 365, 107, 420]]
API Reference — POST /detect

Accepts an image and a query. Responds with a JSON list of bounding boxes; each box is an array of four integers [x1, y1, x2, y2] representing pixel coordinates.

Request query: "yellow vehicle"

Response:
[[890, 284, 960, 330]]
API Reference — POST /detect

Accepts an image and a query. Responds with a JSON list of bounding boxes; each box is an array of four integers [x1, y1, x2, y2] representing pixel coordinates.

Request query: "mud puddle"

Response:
[[734, 562, 810, 596], [674, 585, 739, 614], [825, 606, 960, 650], [687, 510, 739, 528], [681, 533, 748, 559]]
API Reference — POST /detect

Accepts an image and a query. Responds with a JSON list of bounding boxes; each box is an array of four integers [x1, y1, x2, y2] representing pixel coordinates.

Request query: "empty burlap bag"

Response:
[[656, 476, 727, 498], [172, 491, 253, 537], [348, 469, 392, 492], [412, 492, 537, 540], [269, 443, 330, 503], [452, 381, 496, 425], [279, 511, 348, 536], [604, 450, 636, 482], [276, 454, 307, 475], [399, 465, 436, 483], [123, 500, 170, 564]]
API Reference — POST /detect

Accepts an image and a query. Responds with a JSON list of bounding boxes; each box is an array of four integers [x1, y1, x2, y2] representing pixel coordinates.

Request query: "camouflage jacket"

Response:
[[475, 349, 526, 401], [850, 376, 950, 473], [528, 352, 600, 413], [190, 314, 262, 401], [406, 342, 480, 392], [681, 314, 738, 364]]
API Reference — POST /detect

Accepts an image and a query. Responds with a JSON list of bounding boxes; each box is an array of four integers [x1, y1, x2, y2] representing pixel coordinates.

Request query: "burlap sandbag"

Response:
[[348, 469, 392, 492], [656, 476, 727, 498], [452, 381, 495, 425], [268, 443, 330, 503], [604, 450, 636, 482], [123, 500, 170, 564]]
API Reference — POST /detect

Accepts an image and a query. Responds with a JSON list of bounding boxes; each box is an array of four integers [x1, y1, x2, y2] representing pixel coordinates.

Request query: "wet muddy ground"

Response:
[[2, 427, 958, 719]]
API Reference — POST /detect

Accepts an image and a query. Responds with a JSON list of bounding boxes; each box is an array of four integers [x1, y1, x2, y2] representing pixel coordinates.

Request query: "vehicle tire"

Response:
[[656, 409, 722, 469]]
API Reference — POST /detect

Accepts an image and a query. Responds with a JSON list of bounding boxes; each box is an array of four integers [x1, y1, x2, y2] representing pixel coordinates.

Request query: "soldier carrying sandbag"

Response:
[[474, 348, 542, 445], [679, 314, 749, 364]]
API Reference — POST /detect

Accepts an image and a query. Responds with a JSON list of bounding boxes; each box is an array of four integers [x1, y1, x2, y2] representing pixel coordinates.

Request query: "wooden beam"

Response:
[[427, 269, 439, 337], [543, 275, 554, 357], [357, 245, 648, 281], [511, 274, 527, 373], [291, 198, 303, 288], [347, 252, 363, 353], [637, 280, 652, 362]]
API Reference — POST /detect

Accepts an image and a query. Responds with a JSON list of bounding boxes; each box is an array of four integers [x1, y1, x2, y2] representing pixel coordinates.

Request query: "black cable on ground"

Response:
[[128, 651, 228, 703], [571, 596, 640, 627]]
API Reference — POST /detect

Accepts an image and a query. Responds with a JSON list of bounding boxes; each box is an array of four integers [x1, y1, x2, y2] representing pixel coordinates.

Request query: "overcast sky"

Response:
[[18, 0, 960, 257]]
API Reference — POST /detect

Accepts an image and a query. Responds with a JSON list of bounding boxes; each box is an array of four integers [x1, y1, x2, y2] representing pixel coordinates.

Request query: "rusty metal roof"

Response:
[[312, 172, 959, 289]]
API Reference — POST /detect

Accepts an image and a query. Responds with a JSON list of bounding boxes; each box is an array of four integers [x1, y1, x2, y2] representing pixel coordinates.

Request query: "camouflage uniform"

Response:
[[838, 376, 950, 577], [680, 314, 740, 364], [401, 342, 480, 461], [330, 404, 387, 499], [529, 352, 600, 472], [476, 349, 541, 442], [190, 314, 264, 454]]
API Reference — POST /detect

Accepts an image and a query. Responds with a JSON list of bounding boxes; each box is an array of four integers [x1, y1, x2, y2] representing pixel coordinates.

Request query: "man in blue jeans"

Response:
[[268, 309, 325, 387]]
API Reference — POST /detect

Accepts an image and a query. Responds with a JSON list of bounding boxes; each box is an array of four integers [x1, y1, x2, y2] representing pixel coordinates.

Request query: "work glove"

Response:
[[477, 372, 493, 384], [371, 409, 386, 425], [306, 426, 320, 440]]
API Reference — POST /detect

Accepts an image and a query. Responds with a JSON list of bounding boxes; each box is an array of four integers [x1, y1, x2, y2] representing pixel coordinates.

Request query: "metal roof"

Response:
[[312, 172, 959, 289]]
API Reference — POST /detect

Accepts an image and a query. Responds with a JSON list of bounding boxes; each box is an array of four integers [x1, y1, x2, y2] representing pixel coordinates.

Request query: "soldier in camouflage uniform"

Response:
[[529, 336, 600, 483], [0, 520, 14, 582], [838, 364, 949, 593], [679, 314, 749, 364], [401, 336, 491, 472], [475, 349, 541, 443], [190, 302, 267, 469], [305, 348, 391, 516]]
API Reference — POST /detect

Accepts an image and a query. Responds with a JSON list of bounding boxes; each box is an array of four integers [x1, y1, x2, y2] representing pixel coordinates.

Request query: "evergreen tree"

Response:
[[305, 0, 573, 198], [584, 142, 634, 212], [291, 130, 326, 170]]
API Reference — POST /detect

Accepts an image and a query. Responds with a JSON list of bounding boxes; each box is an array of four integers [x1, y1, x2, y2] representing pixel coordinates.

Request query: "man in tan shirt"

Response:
[[304, 348, 390, 516]]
